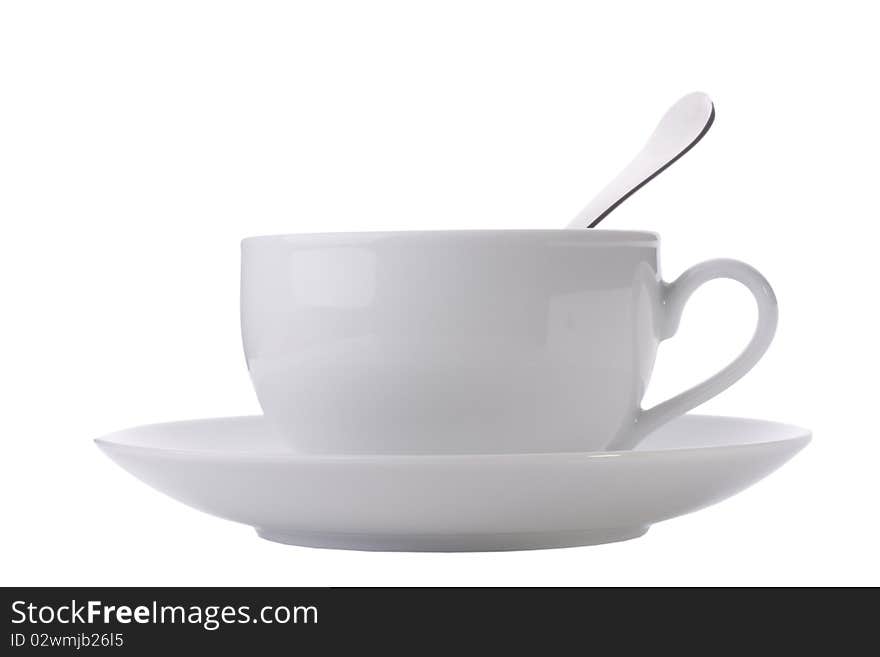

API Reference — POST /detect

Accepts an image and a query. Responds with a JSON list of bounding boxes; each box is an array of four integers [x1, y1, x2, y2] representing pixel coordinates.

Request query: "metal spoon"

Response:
[[567, 92, 715, 229]]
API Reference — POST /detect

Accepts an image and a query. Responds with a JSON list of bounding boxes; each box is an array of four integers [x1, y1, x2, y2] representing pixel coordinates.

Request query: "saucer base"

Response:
[[97, 414, 810, 552], [255, 525, 650, 552]]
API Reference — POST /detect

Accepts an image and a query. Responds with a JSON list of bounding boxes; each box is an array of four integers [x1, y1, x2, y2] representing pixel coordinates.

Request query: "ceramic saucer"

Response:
[[95, 415, 810, 552]]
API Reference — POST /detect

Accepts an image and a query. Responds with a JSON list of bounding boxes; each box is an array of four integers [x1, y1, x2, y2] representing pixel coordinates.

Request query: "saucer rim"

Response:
[[94, 414, 812, 464]]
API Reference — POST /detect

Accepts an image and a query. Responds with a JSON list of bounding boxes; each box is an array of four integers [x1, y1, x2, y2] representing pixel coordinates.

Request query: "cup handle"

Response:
[[609, 258, 778, 451]]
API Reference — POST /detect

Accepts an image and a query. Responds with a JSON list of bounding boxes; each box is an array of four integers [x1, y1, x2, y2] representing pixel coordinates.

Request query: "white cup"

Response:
[[241, 230, 776, 454]]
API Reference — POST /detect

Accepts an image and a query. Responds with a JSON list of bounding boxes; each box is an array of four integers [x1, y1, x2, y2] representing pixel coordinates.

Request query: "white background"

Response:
[[1, 1, 877, 586]]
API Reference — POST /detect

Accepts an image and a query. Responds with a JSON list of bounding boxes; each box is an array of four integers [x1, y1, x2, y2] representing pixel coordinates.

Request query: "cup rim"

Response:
[[241, 229, 660, 247]]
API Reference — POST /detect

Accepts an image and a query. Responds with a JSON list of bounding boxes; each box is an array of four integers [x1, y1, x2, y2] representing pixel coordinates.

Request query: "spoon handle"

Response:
[[567, 92, 715, 229]]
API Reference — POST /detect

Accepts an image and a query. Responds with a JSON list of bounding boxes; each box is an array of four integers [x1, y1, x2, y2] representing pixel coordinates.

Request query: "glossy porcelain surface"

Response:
[[242, 230, 777, 453], [95, 414, 810, 552]]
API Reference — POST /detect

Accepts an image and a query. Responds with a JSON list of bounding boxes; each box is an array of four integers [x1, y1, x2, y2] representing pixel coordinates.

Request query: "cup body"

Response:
[[241, 230, 663, 454]]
